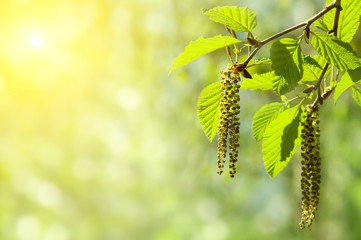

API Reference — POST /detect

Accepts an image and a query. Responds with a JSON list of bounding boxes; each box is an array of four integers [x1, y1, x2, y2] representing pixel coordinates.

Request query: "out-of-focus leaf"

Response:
[[171, 35, 240, 72], [197, 81, 222, 142], [311, 32, 361, 71], [270, 38, 303, 94], [263, 105, 303, 178], [252, 102, 286, 141], [202, 6, 257, 33]]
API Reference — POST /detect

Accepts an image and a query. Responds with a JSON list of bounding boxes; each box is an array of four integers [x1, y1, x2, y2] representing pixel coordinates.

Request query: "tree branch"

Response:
[[242, 0, 338, 68]]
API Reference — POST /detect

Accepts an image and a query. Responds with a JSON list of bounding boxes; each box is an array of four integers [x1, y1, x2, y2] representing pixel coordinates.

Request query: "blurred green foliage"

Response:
[[0, 0, 360, 239]]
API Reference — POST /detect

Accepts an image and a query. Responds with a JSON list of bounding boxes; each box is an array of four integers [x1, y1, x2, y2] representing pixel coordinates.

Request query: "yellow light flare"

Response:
[[28, 33, 46, 50]]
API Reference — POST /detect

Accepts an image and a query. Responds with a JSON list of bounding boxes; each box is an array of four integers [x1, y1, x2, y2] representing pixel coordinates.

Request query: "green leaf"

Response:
[[271, 73, 296, 95], [171, 35, 241, 72], [334, 68, 361, 104], [314, 19, 330, 32], [263, 105, 303, 178], [311, 32, 361, 71], [301, 56, 330, 82], [304, 55, 323, 68], [252, 103, 286, 141], [324, 0, 361, 42], [202, 6, 257, 33], [240, 72, 273, 90], [323, 0, 334, 26], [346, 67, 361, 83], [352, 86, 361, 107], [334, 72, 355, 104], [270, 38, 303, 94], [197, 81, 222, 142]]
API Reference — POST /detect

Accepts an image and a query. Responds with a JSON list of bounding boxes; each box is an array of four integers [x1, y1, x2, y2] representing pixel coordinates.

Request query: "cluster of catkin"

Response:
[[217, 65, 241, 178], [299, 104, 321, 229]]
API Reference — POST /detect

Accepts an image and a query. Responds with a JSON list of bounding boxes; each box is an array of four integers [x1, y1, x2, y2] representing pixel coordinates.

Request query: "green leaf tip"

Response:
[[197, 81, 222, 142], [171, 35, 241, 72], [202, 6, 257, 33]]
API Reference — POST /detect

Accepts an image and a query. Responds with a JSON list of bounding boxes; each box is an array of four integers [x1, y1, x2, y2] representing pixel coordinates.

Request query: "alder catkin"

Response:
[[217, 65, 241, 177], [299, 104, 321, 230]]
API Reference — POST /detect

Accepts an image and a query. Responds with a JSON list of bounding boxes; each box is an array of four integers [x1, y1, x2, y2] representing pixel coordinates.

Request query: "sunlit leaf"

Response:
[[334, 68, 361, 104], [202, 6, 257, 33], [197, 81, 222, 142], [263, 105, 303, 178], [324, 0, 361, 42], [334, 72, 355, 104], [304, 55, 323, 68], [252, 102, 286, 141], [301, 56, 330, 82], [346, 67, 361, 83], [171, 35, 240, 72], [311, 32, 361, 71], [314, 19, 330, 32], [352, 86, 361, 107], [323, 0, 334, 26], [270, 38, 303, 95], [240, 72, 273, 90]]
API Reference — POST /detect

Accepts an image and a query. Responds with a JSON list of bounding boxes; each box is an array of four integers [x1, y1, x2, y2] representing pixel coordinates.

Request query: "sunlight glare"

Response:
[[28, 33, 46, 50]]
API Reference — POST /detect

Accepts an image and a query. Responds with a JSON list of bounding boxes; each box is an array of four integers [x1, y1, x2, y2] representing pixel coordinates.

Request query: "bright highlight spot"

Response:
[[35, 181, 62, 208], [16, 215, 41, 240], [28, 34, 45, 50]]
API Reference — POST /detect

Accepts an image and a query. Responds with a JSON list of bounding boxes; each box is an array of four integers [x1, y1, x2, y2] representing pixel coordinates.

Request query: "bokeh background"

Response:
[[0, 0, 360, 239]]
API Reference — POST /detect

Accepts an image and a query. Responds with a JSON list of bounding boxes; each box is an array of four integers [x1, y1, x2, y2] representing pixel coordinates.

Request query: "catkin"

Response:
[[299, 104, 321, 230], [217, 65, 241, 178]]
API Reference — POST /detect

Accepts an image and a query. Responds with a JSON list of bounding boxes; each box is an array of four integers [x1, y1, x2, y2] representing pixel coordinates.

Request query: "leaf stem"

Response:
[[225, 25, 235, 64], [311, 0, 342, 108], [287, 96, 300, 104], [311, 62, 330, 107]]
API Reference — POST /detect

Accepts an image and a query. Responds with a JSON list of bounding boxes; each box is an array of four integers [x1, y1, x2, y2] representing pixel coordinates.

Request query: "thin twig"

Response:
[[230, 29, 240, 51], [311, 0, 342, 107], [311, 63, 330, 107], [224, 25, 235, 64], [226, 45, 234, 64], [242, 0, 338, 68], [332, 0, 342, 37]]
